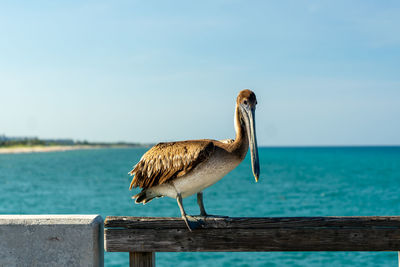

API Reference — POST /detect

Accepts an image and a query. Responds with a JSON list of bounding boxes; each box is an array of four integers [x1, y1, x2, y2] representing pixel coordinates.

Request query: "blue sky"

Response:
[[0, 1, 399, 145]]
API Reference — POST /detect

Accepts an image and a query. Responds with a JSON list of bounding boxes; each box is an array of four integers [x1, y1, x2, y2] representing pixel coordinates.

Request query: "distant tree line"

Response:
[[0, 138, 45, 147], [0, 135, 150, 148]]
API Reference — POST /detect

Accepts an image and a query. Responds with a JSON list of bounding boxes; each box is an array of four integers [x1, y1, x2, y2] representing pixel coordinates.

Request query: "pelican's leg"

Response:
[[197, 192, 208, 216], [196, 191, 229, 218], [176, 193, 202, 231]]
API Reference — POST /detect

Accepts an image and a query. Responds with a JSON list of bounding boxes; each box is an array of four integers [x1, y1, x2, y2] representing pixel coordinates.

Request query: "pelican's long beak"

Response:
[[242, 105, 260, 182]]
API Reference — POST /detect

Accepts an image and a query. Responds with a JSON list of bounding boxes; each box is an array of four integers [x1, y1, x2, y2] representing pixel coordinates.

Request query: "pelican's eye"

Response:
[[243, 100, 248, 105]]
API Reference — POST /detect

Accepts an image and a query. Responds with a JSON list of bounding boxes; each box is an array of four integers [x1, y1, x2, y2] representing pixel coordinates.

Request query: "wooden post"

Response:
[[129, 252, 155, 267]]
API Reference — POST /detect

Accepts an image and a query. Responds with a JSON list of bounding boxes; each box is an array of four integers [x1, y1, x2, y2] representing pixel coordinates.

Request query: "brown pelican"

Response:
[[129, 89, 260, 231]]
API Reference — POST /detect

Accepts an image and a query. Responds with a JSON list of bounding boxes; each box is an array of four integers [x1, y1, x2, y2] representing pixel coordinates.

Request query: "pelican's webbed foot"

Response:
[[182, 215, 205, 231], [201, 214, 229, 218]]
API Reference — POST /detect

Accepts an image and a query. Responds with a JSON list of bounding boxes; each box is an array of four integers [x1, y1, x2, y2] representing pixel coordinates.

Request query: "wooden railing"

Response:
[[104, 216, 400, 267]]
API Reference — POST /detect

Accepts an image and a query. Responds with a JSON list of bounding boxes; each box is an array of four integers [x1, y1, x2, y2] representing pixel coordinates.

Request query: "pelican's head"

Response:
[[237, 89, 260, 182]]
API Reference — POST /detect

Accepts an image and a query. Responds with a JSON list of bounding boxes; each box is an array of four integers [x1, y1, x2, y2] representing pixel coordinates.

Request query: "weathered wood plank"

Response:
[[106, 228, 400, 252], [104, 216, 400, 252], [129, 252, 154, 267], [105, 216, 400, 229]]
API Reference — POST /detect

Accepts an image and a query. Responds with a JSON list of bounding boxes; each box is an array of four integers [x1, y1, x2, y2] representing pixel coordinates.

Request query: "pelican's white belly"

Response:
[[148, 155, 240, 199]]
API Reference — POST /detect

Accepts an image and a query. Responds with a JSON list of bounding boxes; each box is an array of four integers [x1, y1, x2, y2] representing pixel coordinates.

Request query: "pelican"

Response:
[[129, 89, 260, 231]]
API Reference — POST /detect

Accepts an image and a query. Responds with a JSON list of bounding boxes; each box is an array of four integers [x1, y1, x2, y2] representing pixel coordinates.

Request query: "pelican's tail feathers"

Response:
[[133, 190, 155, 205]]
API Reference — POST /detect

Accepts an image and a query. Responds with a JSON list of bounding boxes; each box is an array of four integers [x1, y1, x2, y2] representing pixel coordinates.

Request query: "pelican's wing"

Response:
[[129, 140, 215, 189]]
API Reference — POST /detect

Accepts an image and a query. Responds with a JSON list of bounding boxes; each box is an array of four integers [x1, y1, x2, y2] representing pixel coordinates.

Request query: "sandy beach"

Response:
[[0, 145, 100, 154]]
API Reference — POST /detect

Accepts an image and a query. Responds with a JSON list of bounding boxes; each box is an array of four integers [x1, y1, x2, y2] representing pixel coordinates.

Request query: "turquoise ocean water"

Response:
[[1, 147, 400, 266]]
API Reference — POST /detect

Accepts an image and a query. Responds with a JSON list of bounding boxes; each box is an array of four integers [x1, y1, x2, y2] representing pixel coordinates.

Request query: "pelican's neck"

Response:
[[232, 104, 249, 159]]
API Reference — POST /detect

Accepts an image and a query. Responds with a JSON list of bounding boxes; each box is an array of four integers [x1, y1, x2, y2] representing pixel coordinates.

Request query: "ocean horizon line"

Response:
[[259, 145, 400, 148]]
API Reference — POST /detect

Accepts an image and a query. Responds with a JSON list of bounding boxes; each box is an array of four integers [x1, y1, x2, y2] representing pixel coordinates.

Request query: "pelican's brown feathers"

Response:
[[129, 140, 215, 190]]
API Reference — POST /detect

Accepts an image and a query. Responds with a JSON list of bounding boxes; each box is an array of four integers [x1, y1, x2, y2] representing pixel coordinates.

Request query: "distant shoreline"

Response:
[[0, 145, 102, 154], [0, 145, 146, 154]]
